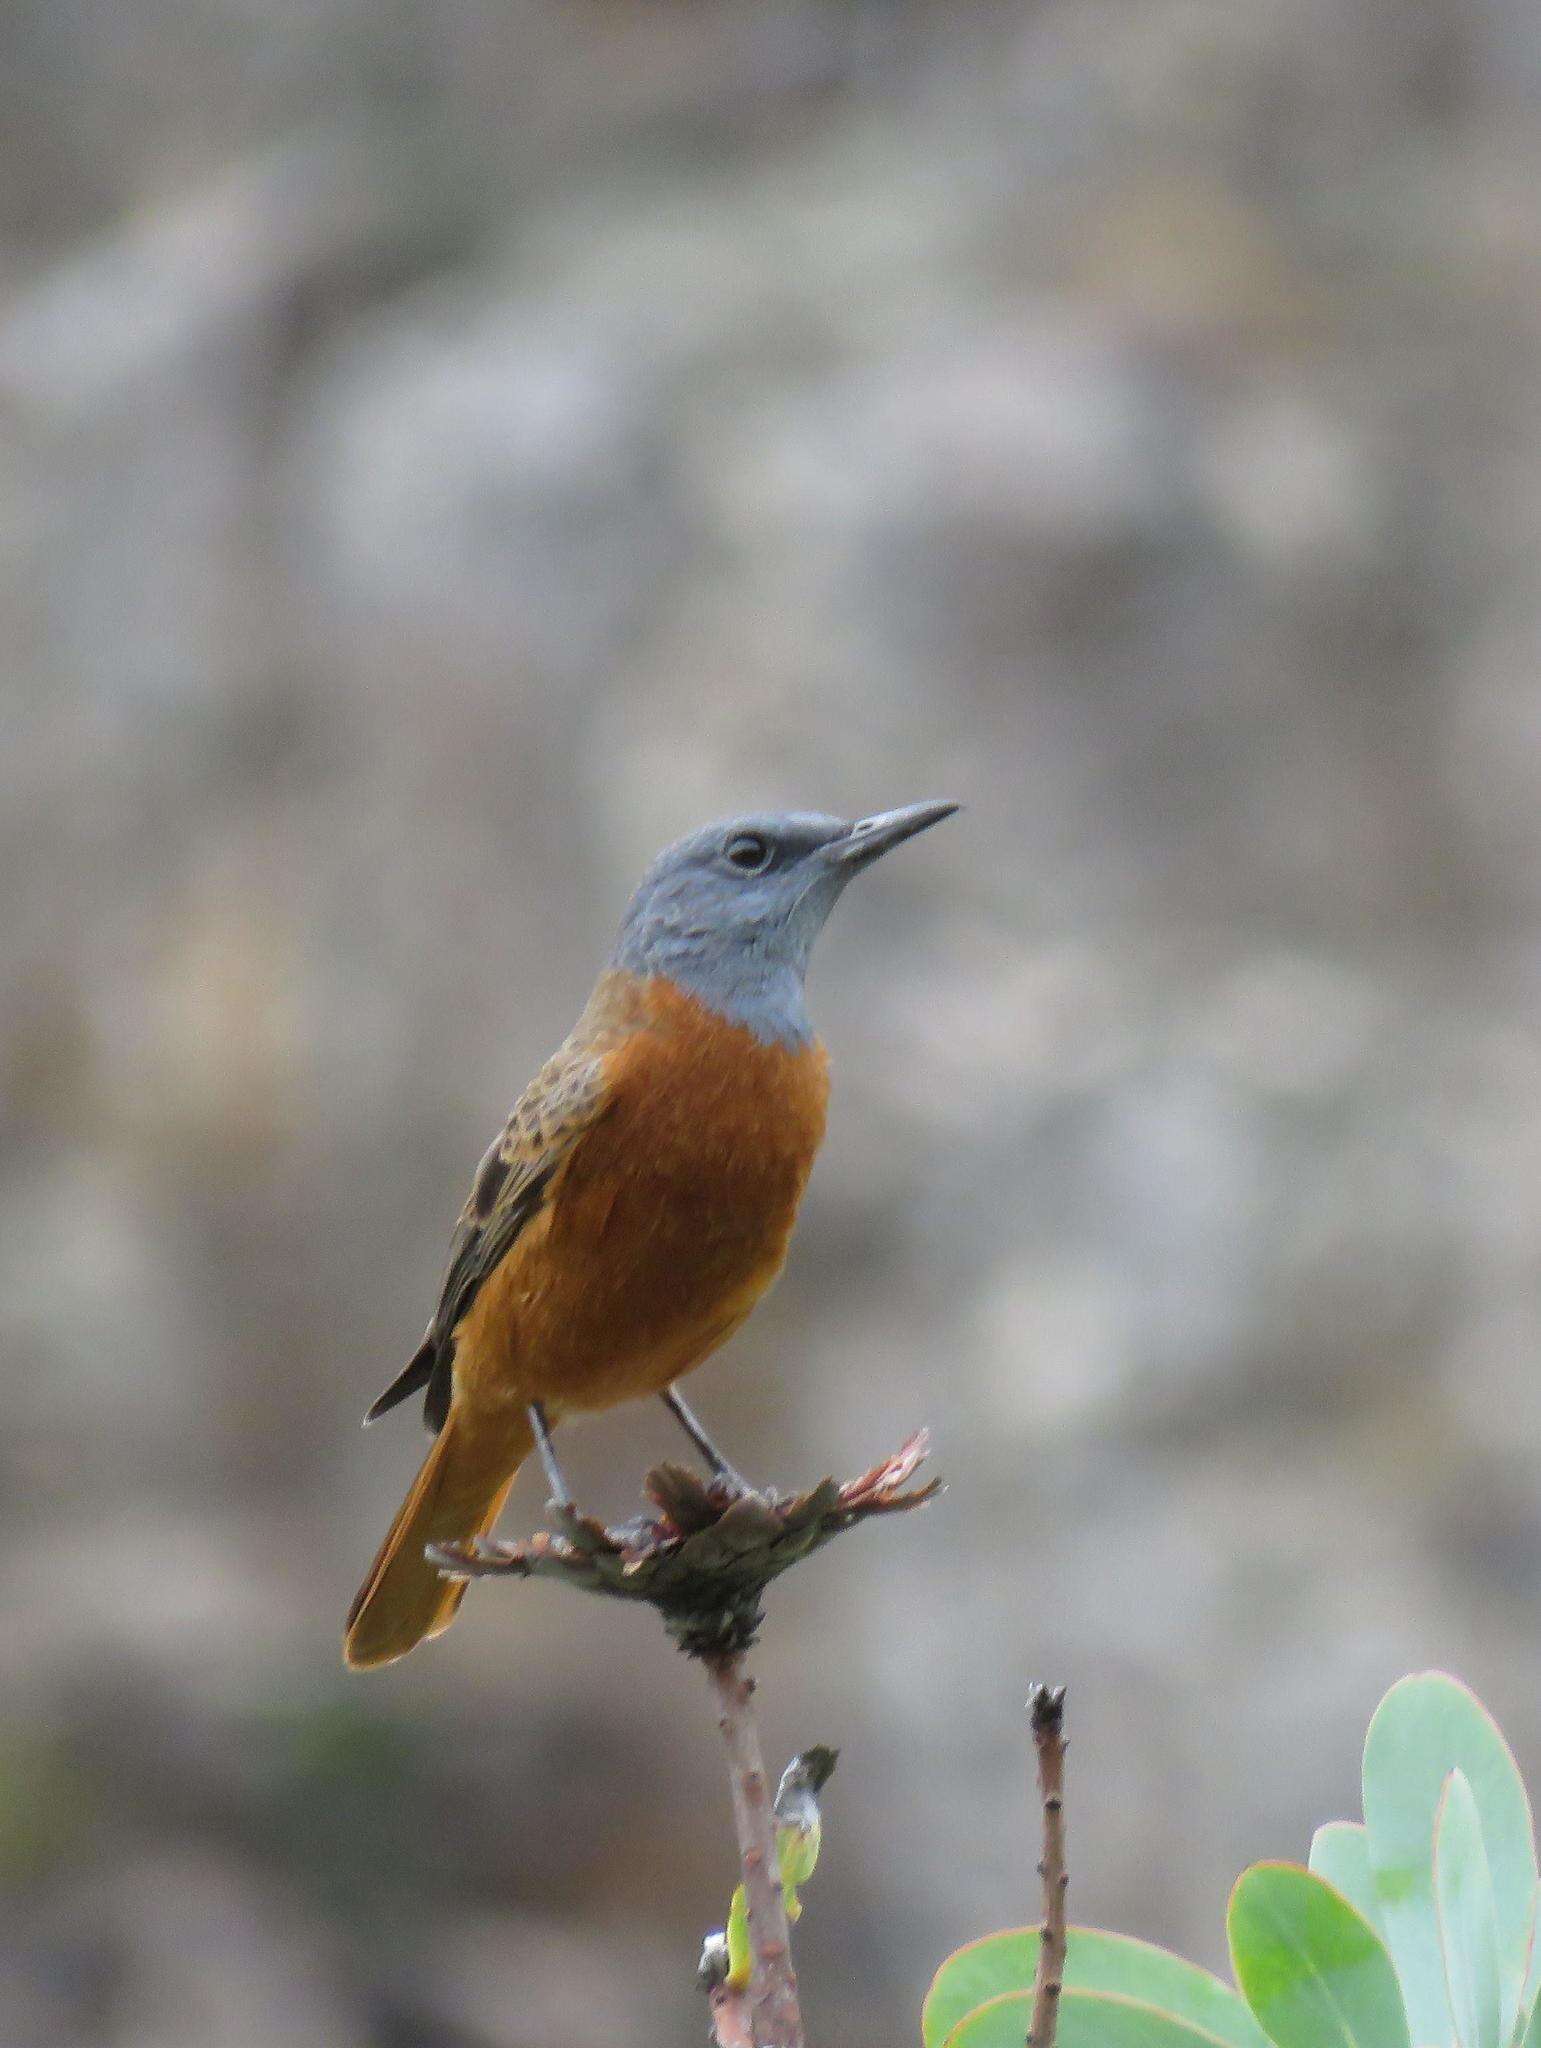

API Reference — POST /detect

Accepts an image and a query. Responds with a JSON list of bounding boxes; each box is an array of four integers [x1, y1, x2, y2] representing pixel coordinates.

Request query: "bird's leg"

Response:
[[660, 1387, 753, 1495], [527, 1401, 573, 1509]]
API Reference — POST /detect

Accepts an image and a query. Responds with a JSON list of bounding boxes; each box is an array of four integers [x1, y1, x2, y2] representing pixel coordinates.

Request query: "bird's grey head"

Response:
[[611, 802, 958, 1045]]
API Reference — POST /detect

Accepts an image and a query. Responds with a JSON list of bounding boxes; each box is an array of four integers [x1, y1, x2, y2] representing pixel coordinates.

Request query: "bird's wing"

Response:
[[363, 1041, 616, 1432]]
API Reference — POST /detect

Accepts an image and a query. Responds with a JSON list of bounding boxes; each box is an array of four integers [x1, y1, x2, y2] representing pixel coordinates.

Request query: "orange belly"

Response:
[[452, 980, 830, 1418]]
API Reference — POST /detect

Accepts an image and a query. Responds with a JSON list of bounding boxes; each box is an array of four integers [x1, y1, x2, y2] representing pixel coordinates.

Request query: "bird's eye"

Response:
[[724, 832, 773, 874]]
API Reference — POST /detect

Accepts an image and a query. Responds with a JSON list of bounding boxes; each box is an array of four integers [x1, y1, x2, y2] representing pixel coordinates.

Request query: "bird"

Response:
[[344, 801, 957, 1669]]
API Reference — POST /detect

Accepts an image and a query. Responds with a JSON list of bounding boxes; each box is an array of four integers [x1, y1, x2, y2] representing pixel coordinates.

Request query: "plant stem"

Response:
[[704, 1650, 805, 2048], [1027, 1685, 1067, 2048]]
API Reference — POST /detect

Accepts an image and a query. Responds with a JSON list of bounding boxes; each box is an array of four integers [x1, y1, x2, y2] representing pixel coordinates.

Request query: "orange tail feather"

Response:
[[344, 1404, 531, 1670]]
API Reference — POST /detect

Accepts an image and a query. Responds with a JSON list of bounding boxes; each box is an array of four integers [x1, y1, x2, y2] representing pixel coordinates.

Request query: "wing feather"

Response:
[[363, 1044, 615, 1431]]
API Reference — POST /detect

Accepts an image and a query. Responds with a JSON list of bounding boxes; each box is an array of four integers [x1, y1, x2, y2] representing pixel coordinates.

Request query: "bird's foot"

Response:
[[659, 1388, 756, 1501], [701, 1458, 756, 1503]]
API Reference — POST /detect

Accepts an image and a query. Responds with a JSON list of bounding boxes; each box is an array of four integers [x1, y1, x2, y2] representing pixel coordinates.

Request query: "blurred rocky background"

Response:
[[4, 0, 1541, 2041]]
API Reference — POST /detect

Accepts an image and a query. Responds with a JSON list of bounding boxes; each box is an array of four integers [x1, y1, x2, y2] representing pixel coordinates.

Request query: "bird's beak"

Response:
[[828, 799, 960, 867]]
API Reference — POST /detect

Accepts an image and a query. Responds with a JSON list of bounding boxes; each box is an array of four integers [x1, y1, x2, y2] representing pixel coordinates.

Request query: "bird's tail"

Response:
[[344, 1403, 532, 1670]]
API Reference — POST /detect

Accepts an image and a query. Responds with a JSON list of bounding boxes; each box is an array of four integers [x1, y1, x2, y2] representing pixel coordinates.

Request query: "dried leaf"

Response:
[[427, 1432, 940, 1656]]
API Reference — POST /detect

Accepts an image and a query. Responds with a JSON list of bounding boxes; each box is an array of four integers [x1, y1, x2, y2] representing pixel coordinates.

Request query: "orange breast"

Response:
[[455, 977, 830, 1416]]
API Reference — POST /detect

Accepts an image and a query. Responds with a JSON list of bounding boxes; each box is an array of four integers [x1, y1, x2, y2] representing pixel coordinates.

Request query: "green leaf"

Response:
[[924, 1931, 1038, 2046], [1312, 1824, 1383, 1933], [923, 1928, 1269, 2048], [1436, 1771, 1503, 2048], [941, 1987, 1240, 2048], [1518, 1885, 1541, 2043], [725, 1880, 750, 1992], [1363, 1674, 1537, 2048], [1516, 1992, 1541, 2048], [1227, 1861, 1410, 2048]]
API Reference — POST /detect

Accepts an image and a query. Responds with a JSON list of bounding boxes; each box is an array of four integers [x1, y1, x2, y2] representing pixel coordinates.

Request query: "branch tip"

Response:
[[430, 1430, 940, 1657], [1027, 1682, 1066, 1734]]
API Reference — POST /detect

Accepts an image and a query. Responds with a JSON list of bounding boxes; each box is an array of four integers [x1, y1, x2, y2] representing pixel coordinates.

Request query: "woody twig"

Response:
[[1026, 1684, 1068, 2048], [430, 1432, 939, 2048], [700, 1654, 802, 2047]]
